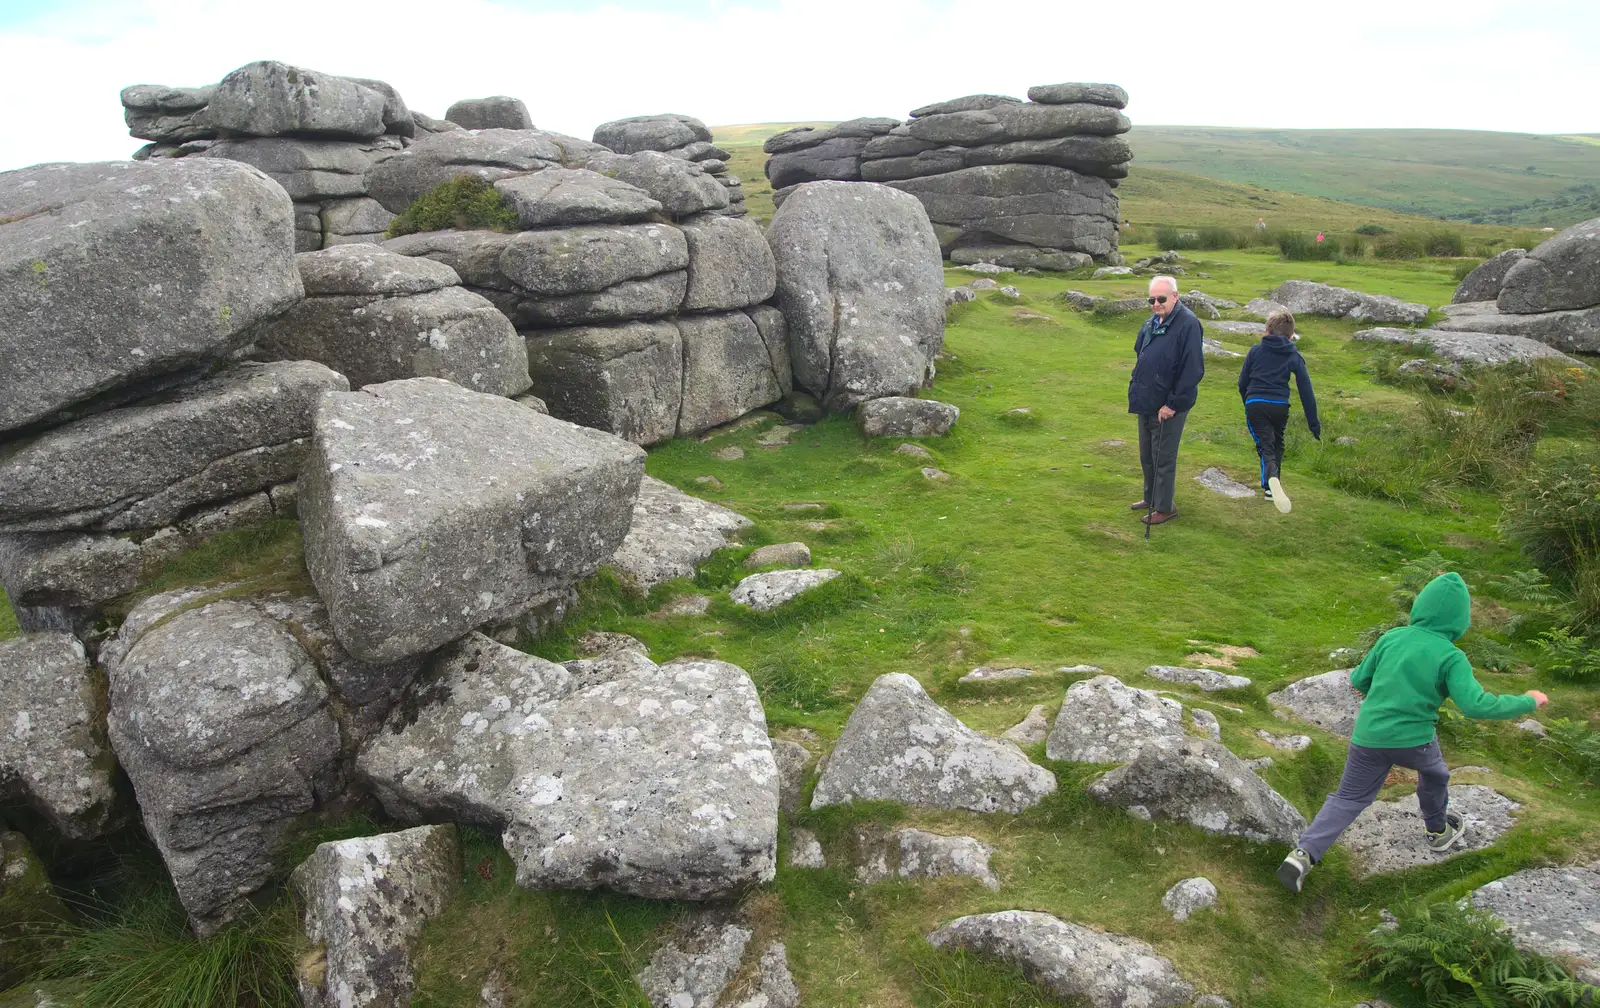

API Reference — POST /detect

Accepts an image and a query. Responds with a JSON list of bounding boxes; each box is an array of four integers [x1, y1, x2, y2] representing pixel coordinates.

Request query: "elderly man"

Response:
[[1127, 275, 1204, 525]]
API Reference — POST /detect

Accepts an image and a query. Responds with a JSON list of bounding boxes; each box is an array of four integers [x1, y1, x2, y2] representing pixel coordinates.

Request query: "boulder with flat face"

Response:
[[121, 83, 217, 143], [1045, 675, 1185, 764], [857, 397, 959, 437], [524, 321, 683, 445], [607, 476, 752, 591], [300, 377, 645, 663], [1272, 280, 1428, 325], [1087, 738, 1306, 844], [0, 360, 347, 534], [812, 673, 1057, 813], [887, 163, 1120, 259], [768, 181, 945, 411], [1497, 217, 1600, 313], [0, 158, 303, 435], [1453, 248, 1526, 304], [199, 61, 387, 139], [1471, 865, 1600, 984], [445, 96, 534, 131], [1434, 299, 1600, 352], [909, 94, 1022, 118], [358, 638, 778, 900], [593, 113, 712, 154], [1266, 669, 1362, 739], [197, 137, 386, 201], [493, 168, 661, 227], [1352, 326, 1580, 367], [677, 312, 785, 434], [1026, 82, 1130, 108], [679, 212, 777, 312], [593, 150, 730, 217], [905, 102, 1131, 147]]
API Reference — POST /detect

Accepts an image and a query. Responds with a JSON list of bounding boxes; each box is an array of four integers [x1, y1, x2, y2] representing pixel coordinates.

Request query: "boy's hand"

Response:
[[1526, 690, 1549, 708]]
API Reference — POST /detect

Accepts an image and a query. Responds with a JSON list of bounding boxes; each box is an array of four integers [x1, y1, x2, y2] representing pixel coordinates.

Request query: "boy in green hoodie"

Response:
[[1277, 572, 1548, 892]]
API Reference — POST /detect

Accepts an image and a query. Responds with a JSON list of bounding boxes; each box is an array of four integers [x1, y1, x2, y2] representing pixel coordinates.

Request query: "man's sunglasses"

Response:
[[1147, 295, 1170, 305]]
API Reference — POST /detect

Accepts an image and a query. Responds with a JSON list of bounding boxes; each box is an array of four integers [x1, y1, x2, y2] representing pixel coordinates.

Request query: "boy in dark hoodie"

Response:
[[1277, 572, 1548, 892], [1237, 310, 1320, 514]]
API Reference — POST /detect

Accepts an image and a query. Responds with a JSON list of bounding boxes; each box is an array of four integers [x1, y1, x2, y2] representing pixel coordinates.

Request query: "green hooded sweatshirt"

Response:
[[1349, 572, 1536, 748]]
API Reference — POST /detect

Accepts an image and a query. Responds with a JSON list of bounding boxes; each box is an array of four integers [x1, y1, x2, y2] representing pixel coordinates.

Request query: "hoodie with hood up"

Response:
[[1237, 334, 1320, 438], [1348, 572, 1536, 748]]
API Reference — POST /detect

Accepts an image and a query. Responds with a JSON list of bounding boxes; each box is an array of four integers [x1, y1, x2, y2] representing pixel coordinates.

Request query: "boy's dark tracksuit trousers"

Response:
[[1245, 400, 1291, 488]]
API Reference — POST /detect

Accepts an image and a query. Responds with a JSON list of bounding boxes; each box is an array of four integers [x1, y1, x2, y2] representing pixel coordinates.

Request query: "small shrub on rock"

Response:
[[387, 174, 520, 237]]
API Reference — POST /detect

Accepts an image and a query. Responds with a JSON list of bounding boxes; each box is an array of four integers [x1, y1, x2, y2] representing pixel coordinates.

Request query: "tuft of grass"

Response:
[[910, 948, 1053, 1007], [386, 175, 520, 238]]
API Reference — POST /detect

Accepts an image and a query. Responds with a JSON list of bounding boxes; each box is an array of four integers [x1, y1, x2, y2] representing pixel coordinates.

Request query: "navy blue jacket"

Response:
[[1128, 301, 1205, 415], [1237, 334, 1321, 437]]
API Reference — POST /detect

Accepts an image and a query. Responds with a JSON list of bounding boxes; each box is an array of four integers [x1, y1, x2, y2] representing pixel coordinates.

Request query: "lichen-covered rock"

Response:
[[1340, 785, 1519, 876], [856, 827, 999, 890], [444, 96, 533, 131], [1190, 708, 1221, 742], [1026, 82, 1130, 108], [772, 738, 813, 813], [0, 633, 118, 839], [106, 601, 341, 934], [0, 158, 304, 435], [593, 113, 712, 155], [677, 312, 786, 435], [1003, 705, 1051, 745], [291, 825, 459, 1008], [595, 150, 730, 217], [524, 321, 683, 445], [358, 638, 778, 899], [294, 243, 459, 296], [198, 61, 387, 139], [746, 542, 811, 570], [300, 377, 645, 663], [1271, 280, 1428, 325], [121, 83, 216, 143], [769, 181, 945, 411], [1087, 738, 1306, 844], [638, 919, 752, 1008], [1351, 326, 1579, 367], [812, 673, 1057, 813], [0, 532, 141, 613], [1045, 675, 1184, 764], [1266, 669, 1361, 739], [0, 360, 347, 536], [493, 169, 661, 227], [1471, 864, 1600, 984], [887, 164, 1119, 259], [198, 137, 387, 202], [1453, 248, 1527, 304], [366, 128, 605, 214], [1145, 665, 1251, 691], [607, 476, 751, 591], [729, 568, 841, 611], [1497, 217, 1600, 314], [927, 910, 1196, 1008], [1162, 877, 1217, 921], [1433, 299, 1600, 353], [857, 397, 959, 437], [678, 212, 777, 312]]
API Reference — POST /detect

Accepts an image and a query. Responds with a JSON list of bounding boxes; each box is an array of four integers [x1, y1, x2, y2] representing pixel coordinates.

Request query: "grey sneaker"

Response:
[[1426, 810, 1467, 853], [1276, 847, 1314, 893], [1268, 476, 1291, 514]]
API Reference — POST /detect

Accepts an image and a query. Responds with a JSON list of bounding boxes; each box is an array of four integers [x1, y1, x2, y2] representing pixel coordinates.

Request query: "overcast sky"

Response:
[[1, 0, 1595, 172]]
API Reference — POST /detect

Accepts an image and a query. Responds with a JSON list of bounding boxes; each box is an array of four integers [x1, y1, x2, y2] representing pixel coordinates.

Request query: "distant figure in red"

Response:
[[1315, 232, 1325, 244]]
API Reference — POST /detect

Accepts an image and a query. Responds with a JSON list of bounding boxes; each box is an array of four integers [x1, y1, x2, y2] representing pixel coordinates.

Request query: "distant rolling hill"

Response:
[[1129, 126, 1600, 228]]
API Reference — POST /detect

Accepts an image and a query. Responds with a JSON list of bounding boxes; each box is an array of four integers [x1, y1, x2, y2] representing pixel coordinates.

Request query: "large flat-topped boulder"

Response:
[[811, 673, 1057, 813], [294, 243, 459, 295], [887, 163, 1119, 258], [1433, 300, 1600, 352], [1272, 280, 1428, 325], [1340, 784, 1519, 875], [493, 168, 661, 227], [0, 360, 347, 534], [1453, 248, 1526, 303], [1471, 865, 1600, 984], [198, 61, 387, 139], [0, 158, 303, 435], [1266, 669, 1361, 738], [1088, 738, 1306, 844], [366, 128, 605, 214], [106, 600, 341, 934], [1045, 675, 1185, 764], [0, 633, 119, 839], [861, 134, 1133, 183], [607, 476, 752, 591], [359, 637, 779, 899], [291, 825, 460, 1008], [525, 321, 683, 444], [1026, 82, 1130, 108], [905, 102, 1131, 147], [768, 181, 945, 411], [909, 94, 1021, 118], [444, 96, 533, 131], [926, 911, 1196, 1008], [1352, 326, 1581, 367], [1497, 216, 1600, 314], [197, 137, 388, 201], [501, 222, 689, 297], [763, 118, 902, 155], [300, 377, 645, 662], [593, 113, 712, 154], [121, 83, 216, 143]]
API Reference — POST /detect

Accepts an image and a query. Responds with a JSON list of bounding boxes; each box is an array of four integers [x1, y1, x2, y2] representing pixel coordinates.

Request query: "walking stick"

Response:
[[1146, 412, 1162, 540]]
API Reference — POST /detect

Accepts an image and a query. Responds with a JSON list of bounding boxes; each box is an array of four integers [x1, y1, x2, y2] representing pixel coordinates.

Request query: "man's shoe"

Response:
[[1130, 500, 1152, 510], [1141, 510, 1178, 526], [1426, 810, 1467, 853], [1276, 848, 1314, 893], [1268, 476, 1291, 514], [1262, 487, 1273, 501]]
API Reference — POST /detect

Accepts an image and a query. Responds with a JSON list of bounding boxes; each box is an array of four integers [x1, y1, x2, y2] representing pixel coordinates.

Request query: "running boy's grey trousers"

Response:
[[1297, 739, 1450, 862]]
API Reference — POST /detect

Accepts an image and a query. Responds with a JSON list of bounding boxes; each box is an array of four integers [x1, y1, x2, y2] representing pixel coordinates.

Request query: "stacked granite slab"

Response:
[[383, 152, 786, 444], [592, 113, 748, 216], [0, 157, 332, 634], [763, 83, 1131, 267], [1436, 217, 1600, 352]]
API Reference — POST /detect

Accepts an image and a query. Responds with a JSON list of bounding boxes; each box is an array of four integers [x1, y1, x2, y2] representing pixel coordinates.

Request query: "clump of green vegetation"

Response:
[[1355, 222, 1391, 236], [1542, 718, 1600, 782], [1350, 900, 1597, 1007], [1276, 230, 1339, 261], [1155, 225, 1199, 250], [386, 174, 520, 237], [1501, 450, 1600, 624]]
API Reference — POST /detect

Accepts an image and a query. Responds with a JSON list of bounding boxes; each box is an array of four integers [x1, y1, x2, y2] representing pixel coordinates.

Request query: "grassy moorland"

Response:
[[5, 238, 1598, 1007]]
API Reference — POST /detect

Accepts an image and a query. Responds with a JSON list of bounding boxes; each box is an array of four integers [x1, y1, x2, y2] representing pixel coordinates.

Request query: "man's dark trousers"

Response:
[[1138, 410, 1189, 513], [1296, 739, 1450, 862], [1245, 400, 1291, 488]]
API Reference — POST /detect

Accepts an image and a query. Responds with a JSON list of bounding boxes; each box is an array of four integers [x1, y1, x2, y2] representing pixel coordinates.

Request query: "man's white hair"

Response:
[[1149, 274, 1180, 295]]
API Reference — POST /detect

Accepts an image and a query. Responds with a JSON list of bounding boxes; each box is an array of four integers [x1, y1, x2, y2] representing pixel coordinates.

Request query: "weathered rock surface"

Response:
[[359, 638, 779, 900], [0, 633, 118, 839], [301, 377, 645, 662], [199, 61, 387, 139], [1003, 705, 1052, 745], [121, 83, 216, 143], [444, 96, 533, 131], [769, 181, 944, 411], [594, 114, 712, 155], [856, 827, 999, 890], [1453, 248, 1527, 304], [493, 169, 661, 227], [106, 600, 341, 933], [1433, 299, 1600, 353], [888, 163, 1119, 259], [0, 533, 141, 613], [1341, 785, 1519, 875], [1351, 326, 1580, 366], [747, 542, 811, 570], [294, 243, 459, 296], [905, 103, 1130, 146], [960, 666, 1033, 684], [1162, 877, 1218, 921], [366, 128, 603, 214], [0, 158, 303, 435], [1272, 280, 1428, 325], [677, 312, 786, 435], [857, 397, 959, 437], [597, 150, 730, 217], [197, 137, 387, 202], [1266, 669, 1361, 739], [1045, 675, 1185, 764], [525, 320, 683, 444], [909, 94, 1022, 118], [638, 919, 752, 1008], [926, 910, 1196, 1008], [788, 827, 826, 868], [1146, 665, 1251, 692], [812, 673, 1056, 813], [608, 476, 751, 590], [950, 245, 1091, 271], [1471, 864, 1600, 983], [0, 360, 347, 534], [1026, 82, 1130, 108], [1497, 217, 1600, 314], [1088, 738, 1306, 844], [321, 197, 397, 245], [772, 738, 813, 814], [679, 212, 776, 311], [730, 568, 841, 611], [291, 825, 459, 1008]]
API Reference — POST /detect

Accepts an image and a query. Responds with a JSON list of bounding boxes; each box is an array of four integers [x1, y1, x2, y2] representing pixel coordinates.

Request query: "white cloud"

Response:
[[0, 0, 1595, 172]]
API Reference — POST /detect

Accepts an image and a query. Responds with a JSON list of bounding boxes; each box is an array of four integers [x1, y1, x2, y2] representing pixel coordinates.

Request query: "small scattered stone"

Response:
[[1193, 467, 1256, 499], [1243, 756, 1274, 770], [1267, 669, 1361, 738], [787, 828, 826, 868], [1334, 436, 1359, 446], [1057, 664, 1104, 674], [1003, 705, 1051, 745], [1145, 665, 1252, 691], [895, 443, 934, 459], [956, 262, 1013, 274], [746, 542, 812, 569], [694, 475, 724, 491], [1191, 708, 1221, 742], [713, 445, 745, 461], [657, 594, 711, 617], [781, 502, 826, 512], [945, 286, 977, 306], [1046, 675, 1185, 764], [757, 425, 802, 447], [969, 278, 1000, 289], [772, 739, 812, 813], [960, 666, 1033, 684], [1162, 877, 1218, 921], [1101, 439, 1126, 447], [1257, 730, 1312, 751], [922, 467, 951, 481], [575, 631, 649, 659], [729, 568, 842, 611], [1092, 266, 1134, 278], [997, 285, 1021, 298], [1516, 719, 1548, 738], [856, 827, 999, 891]]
